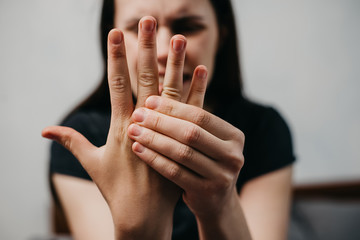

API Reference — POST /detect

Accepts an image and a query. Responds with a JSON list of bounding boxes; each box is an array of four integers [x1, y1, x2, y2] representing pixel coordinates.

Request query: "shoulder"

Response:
[[219, 98, 291, 137]]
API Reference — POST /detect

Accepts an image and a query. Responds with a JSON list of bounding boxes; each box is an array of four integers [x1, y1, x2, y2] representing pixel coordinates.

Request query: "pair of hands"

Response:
[[42, 16, 245, 239]]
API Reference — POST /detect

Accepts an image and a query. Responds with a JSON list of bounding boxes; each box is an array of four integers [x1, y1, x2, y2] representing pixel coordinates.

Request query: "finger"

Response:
[[161, 35, 186, 101], [128, 123, 218, 178], [131, 108, 234, 161], [107, 29, 133, 119], [186, 65, 208, 107], [144, 96, 241, 140], [132, 141, 201, 191], [42, 126, 98, 173], [136, 16, 159, 107]]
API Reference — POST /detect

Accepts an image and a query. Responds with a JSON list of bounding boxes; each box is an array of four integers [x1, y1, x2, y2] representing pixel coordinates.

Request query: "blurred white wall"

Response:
[[0, 0, 359, 239], [0, 0, 103, 239], [233, 0, 360, 183]]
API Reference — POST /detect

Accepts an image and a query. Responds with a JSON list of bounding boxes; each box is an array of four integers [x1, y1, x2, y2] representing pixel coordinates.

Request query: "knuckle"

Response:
[[153, 113, 162, 130], [225, 130, 245, 171], [144, 131, 156, 146], [178, 145, 194, 163], [146, 151, 158, 166], [109, 44, 125, 58], [207, 174, 233, 194], [234, 129, 245, 143], [138, 72, 157, 87], [109, 75, 127, 93], [167, 165, 182, 180], [168, 57, 184, 68], [193, 110, 210, 126], [226, 148, 244, 171], [163, 101, 174, 115], [183, 125, 201, 145], [192, 83, 206, 95], [140, 37, 155, 49], [162, 86, 181, 99], [62, 132, 74, 151], [218, 173, 233, 190]]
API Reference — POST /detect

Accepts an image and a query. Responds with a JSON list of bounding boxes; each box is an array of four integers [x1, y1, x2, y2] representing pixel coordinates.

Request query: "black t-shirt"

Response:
[[49, 98, 295, 240]]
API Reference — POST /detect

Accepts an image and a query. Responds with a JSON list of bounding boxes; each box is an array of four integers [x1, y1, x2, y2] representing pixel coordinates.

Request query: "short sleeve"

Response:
[[236, 107, 296, 190], [49, 110, 110, 181]]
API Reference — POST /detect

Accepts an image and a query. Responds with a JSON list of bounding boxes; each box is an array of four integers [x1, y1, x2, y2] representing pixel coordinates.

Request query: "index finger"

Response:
[[107, 29, 133, 119], [136, 16, 159, 107]]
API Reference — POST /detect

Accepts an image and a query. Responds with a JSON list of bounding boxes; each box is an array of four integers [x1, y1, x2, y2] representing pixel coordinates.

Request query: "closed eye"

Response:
[[125, 20, 140, 34], [171, 16, 206, 36]]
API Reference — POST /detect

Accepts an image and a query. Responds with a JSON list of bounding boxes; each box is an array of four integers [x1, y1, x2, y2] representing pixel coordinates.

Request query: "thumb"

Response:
[[42, 126, 98, 172]]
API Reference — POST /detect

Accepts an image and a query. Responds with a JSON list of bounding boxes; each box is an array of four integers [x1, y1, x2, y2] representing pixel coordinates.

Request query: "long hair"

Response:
[[69, 0, 244, 115]]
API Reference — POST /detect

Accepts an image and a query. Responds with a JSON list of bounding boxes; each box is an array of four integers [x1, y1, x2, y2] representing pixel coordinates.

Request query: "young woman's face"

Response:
[[114, 0, 219, 98]]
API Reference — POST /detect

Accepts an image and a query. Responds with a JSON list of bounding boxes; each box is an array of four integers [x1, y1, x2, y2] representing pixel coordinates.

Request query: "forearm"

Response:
[[196, 191, 252, 240], [108, 178, 177, 240]]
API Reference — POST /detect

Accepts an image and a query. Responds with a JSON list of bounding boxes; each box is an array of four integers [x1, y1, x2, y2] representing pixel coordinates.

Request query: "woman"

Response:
[[42, 0, 295, 239]]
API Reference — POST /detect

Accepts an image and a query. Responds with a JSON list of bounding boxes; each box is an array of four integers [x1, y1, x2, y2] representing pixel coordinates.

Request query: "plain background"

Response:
[[0, 0, 359, 239]]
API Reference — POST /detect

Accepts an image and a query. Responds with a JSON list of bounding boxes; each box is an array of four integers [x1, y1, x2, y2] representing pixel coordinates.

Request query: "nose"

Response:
[[156, 27, 172, 67]]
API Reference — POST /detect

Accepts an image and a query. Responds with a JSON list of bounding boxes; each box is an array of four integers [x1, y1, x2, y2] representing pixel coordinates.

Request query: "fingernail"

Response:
[[133, 108, 147, 122], [141, 18, 155, 33], [197, 67, 207, 79], [133, 142, 145, 153], [110, 29, 123, 44], [173, 38, 185, 52], [145, 96, 160, 109], [129, 124, 142, 136]]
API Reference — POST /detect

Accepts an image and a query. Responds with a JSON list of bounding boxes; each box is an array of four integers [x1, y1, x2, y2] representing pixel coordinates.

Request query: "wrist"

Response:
[[111, 201, 175, 240], [196, 189, 239, 223], [113, 213, 173, 240], [114, 219, 173, 240], [195, 190, 252, 240]]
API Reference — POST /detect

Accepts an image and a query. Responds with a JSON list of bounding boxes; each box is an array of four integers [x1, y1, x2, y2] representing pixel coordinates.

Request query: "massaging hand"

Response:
[[42, 16, 208, 239], [128, 90, 245, 224]]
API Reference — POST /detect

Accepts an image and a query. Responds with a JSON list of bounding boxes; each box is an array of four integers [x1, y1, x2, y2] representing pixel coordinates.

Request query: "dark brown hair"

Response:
[[71, 0, 244, 115]]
